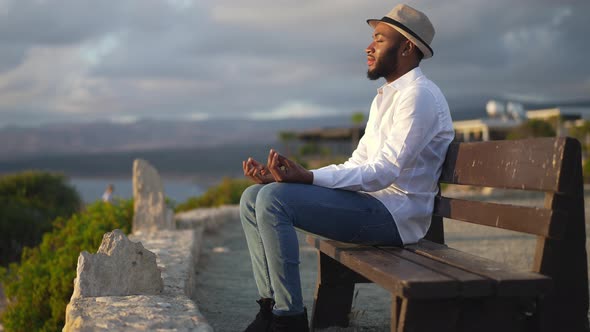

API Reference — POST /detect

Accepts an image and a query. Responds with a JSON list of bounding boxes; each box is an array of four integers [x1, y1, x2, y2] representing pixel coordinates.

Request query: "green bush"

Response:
[[0, 199, 133, 332], [298, 143, 331, 157], [0, 171, 82, 265], [175, 177, 252, 212], [583, 159, 590, 182], [506, 119, 556, 140]]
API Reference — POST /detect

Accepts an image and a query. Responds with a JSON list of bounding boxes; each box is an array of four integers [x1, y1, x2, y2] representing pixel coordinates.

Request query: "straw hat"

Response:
[[367, 4, 435, 59]]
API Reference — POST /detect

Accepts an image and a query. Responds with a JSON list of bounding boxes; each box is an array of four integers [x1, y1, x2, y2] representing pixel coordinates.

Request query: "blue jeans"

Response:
[[239, 183, 401, 316]]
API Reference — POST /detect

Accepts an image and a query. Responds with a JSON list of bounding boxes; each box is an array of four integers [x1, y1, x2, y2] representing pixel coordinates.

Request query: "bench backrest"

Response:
[[431, 137, 579, 240], [428, 137, 588, 331]]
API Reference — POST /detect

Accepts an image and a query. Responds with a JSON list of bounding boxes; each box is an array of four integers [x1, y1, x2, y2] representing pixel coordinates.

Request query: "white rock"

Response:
[[70, 230, 163, 299], [132, 159, 173, 233]]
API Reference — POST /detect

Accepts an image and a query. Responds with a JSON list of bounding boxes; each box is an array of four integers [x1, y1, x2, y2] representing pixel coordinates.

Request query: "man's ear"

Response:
[[401, 40, 413, 57], [406, 40, 416, 53]]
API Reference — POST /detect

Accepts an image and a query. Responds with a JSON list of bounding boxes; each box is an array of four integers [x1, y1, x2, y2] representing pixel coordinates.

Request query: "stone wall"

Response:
[[176, 206, 239, 233], [63, 158, 240, 331], [64, 205, 240, 332]]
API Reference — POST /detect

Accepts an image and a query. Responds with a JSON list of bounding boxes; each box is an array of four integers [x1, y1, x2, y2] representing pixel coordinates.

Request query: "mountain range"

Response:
[[0, 116, 355, 161], [1, 99, 588, 176]]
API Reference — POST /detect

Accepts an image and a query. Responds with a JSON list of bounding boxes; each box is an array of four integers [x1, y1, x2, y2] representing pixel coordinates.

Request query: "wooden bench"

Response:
[[306, 137, 589, 332]]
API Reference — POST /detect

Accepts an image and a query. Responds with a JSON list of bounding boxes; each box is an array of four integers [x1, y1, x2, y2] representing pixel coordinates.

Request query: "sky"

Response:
[[0, 0, 588, 126]]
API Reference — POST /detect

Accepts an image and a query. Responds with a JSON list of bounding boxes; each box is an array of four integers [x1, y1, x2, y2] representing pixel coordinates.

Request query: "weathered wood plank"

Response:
[[433, 197, 565, 239], [307, 237, 460, 299], [380, 247, 492, 297], [440, 137, 566, 191], [406, 239, 552, 296]]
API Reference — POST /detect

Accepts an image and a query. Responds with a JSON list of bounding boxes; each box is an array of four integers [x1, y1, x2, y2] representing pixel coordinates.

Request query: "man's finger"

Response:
[[276, 153, 293, 167], [243, 160, 249, 175], [243, 162, 260, 183], [246, 160, 256, 174], [267, 152, 282, 181], [271, 153, 285, 182], [267, 149, 276, 169], [247, 159, 260, 175], [250, 158, 261, 167], [268, 150, 277, 169], [251, 167, 259, 177]]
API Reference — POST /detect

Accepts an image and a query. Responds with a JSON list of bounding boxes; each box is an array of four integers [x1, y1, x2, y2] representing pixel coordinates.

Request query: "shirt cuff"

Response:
[[311, 169, 332, 188]]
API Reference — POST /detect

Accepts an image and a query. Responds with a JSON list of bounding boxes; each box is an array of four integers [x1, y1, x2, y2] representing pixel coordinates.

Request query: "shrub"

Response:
[[583, 159, 590, 182], [175, 177, 252, 212], [0, 199, 133, 332], [298, 143, 331, 157], [506, 119, 556, 140], [0, 171, 82, 265]]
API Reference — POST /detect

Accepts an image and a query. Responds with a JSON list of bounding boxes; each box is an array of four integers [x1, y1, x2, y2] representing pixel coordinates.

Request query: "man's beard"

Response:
[[367, 45, 400, 81]]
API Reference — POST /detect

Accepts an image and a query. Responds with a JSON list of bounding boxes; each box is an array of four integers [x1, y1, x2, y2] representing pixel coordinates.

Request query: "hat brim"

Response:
[[367, 18, 433, 59]]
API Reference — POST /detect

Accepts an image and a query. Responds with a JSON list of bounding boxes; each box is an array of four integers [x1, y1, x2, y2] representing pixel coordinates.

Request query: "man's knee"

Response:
[[240, 184, 265, 209], [255, 182, 299, 212]]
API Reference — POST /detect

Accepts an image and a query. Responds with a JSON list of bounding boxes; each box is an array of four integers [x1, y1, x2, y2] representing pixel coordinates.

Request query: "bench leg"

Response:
[[393, 297, 460, 332], [458, 297, 531, 332], [394, 297, 529, 332], [391, 296, 403, 331], [533, 143, 589, 332], [533, 198, 589, 331], [311, 252, 365, 330]]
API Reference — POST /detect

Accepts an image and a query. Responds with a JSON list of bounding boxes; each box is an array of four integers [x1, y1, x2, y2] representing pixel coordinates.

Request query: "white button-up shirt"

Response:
[[311, 67, 454, 244]]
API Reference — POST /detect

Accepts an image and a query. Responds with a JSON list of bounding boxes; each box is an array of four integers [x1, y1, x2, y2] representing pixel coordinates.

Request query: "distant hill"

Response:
[[0, 143, 276, 179], [2, 99, 588, 177], [0, 115, 357, 178], [0, 117, 352, 161]]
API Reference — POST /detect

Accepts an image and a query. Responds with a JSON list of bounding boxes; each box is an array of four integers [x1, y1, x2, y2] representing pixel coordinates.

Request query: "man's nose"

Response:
[[366, 42, 375, 54]]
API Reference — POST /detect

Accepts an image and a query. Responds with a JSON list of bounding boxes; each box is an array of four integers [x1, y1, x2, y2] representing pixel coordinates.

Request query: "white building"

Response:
[[453, 104, 590, 142]]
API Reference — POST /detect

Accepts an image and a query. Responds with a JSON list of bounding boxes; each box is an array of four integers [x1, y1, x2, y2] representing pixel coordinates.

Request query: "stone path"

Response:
[[193, 219, 391, 332]]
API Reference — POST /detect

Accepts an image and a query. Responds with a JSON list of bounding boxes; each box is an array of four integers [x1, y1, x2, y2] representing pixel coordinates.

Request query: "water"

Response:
[[69, 177, 205, 204]]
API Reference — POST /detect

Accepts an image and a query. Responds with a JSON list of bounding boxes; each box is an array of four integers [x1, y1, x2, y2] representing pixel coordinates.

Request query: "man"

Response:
[[102, 184, 114, 203], [240, 4, 454, 332]]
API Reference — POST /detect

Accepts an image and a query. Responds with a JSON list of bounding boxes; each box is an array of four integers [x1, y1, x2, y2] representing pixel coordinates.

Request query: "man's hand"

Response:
[[243, 157, 275, 184], [267, 149, 313, 184]]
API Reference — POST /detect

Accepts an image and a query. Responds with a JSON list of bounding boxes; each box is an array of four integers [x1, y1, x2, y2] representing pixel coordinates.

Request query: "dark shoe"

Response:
[[270, 308, 309, 332], [244, 298, 275, 332]]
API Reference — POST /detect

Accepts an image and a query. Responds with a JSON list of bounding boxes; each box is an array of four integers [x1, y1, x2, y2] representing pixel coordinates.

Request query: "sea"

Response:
[[69, 177, 205, 204]]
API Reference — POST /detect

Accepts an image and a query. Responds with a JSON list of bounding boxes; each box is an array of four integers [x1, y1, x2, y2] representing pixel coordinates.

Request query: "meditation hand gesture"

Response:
[[267, 149, 313, 184], [243, 157, 275, 184]]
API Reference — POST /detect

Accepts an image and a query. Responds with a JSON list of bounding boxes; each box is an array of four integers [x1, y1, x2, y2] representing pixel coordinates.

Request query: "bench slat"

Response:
[[440, 137, 565, 192], [308, 237, 461, 299], [405, 239, 552, 296], [434, 197, 565, 239], [379, 247, 492, 297]]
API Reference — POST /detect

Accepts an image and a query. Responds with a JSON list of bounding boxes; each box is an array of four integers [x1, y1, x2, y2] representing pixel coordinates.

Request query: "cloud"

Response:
[[250, 100, 341, 120], [0, 0, 588, 127]]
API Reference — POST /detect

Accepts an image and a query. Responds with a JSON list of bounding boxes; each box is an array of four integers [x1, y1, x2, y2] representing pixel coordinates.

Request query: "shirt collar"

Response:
[[377, 67, 424, 93]]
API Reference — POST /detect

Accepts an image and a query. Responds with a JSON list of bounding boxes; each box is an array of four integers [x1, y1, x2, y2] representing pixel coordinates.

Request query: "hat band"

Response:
[[379, 16, 433, 56]]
